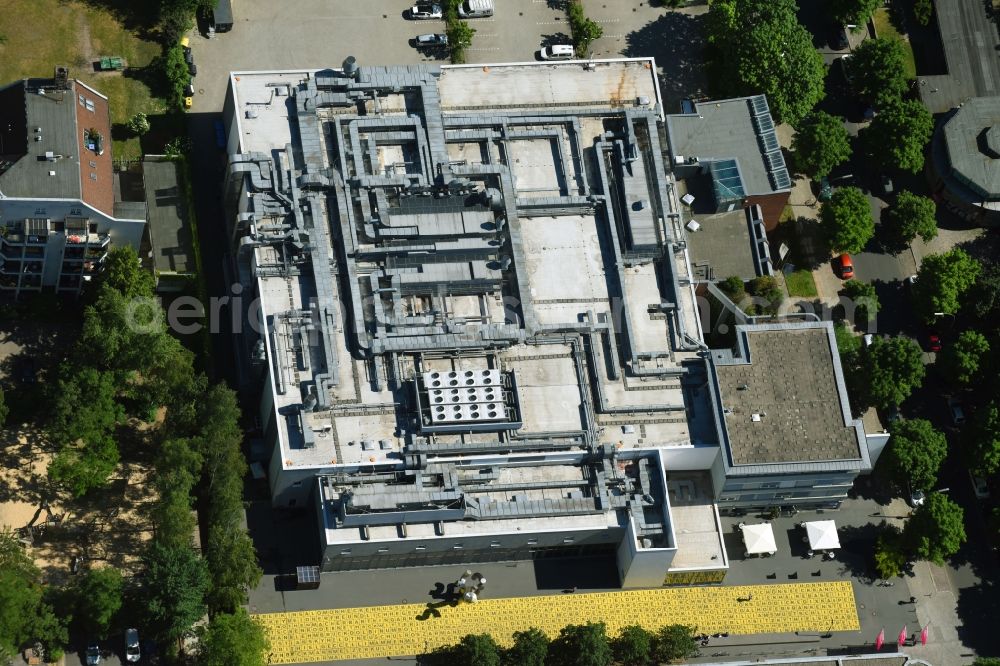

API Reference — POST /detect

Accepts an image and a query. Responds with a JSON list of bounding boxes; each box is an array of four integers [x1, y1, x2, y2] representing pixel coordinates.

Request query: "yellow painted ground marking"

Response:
[[254, 581, 858, 664]]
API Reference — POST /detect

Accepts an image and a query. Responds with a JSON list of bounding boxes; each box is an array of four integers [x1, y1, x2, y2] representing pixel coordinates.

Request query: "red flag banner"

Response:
[[921, 625, 929, 645], [898, 626, 908, 646], [875, 628, 885, 651]]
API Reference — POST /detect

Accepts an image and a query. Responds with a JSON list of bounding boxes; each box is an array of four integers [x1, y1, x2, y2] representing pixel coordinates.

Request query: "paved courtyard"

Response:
[[254, 581, 858, 664]]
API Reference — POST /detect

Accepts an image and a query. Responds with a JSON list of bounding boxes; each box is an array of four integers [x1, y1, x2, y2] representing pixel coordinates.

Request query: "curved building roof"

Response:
[[943, 96, 1000, 200]]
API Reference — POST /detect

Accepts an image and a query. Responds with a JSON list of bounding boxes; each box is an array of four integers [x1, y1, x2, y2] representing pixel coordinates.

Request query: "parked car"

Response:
[[818, 175, 833, 201], [947, 397, 965, 425], [125, 628, 141, 663], [927, 332, 942, 353], [835, 253, 854, 279], [415, 33, 448, 47], [85, 643, 101, 666], [409, 3, 443, 19], [908, 487, 926, 508], [969, 472, 991, 499], [831, 25, 849, 50], [457, 0, 494, 18], [539, 44, 575, 60], [863, 334, 874, 347], [15, 356, 37, 384]]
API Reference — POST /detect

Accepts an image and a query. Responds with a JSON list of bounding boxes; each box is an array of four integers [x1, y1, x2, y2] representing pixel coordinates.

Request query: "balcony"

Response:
[[65, 232, 110, 247]]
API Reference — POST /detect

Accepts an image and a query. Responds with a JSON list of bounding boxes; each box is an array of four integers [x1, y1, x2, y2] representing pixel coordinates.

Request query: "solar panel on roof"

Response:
[[758, 130, 779, 153], [751, 96, 770, 116], [764, 150, 786, 172], [752, 114, 774, 134], [771, 170, 792, 190]]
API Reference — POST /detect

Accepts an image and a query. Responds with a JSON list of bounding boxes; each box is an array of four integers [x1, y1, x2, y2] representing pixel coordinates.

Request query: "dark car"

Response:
[[830, 25, 849, 50], [15, 356, 37, 384], [927, 332, 942, 353], [415, 33, 448, 47]]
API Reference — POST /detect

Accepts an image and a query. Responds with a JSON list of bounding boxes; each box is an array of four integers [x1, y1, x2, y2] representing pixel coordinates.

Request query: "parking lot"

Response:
[[187, 0, 570, 114]]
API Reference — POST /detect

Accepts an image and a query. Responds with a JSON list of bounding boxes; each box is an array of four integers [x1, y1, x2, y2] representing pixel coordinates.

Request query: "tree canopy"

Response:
[[0, 531, 68, 660], [706, 0, 826, 125], [139, 542, 209, 643], [903, 492, 966, 565], [611, 625, 652, 666], [652, 624, 699, 662], [862, 99, 934, 173], [939, 330, 989, 385], [454, 634, 502, 666], [196, 609, 270, 666], [846, 37, 910, 107], [549, 622, 613, 666], [884, 191, 938, 246], [820, 186, 875, 254], [841, 279, 879, 326], [100, 246, 155, 299], [73, 568, 123, 638], [884, 419, 947, 491], [912, 248, 981, 322], [966, 402, 1000, 476], [792, 111, 852, 178], [862, 336, 926, 410], [504, 628, 549, 666], [828, 0, 880, 26]]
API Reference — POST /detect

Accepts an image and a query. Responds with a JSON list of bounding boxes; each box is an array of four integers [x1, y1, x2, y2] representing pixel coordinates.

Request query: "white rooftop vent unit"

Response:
[[422, 369, 501, 389], [45, 151, 55, 161], [751, 413, 763, 422]]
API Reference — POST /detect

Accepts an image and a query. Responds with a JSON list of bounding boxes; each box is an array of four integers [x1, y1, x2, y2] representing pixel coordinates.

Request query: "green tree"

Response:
[[74, 568, 123, 638], [0, 387, 7, 427], [884, 191, 938, 245], [195, 609, 269, 666], [453, 634, 502, 666], [0, 531, 68, 660], [706, 0, 826, 125], [719, 275, 746, 303], [939, 330, 989, 385], [791, 111, 852, 178], [567, 1, 603, 55], [126, 112, 150, 136], [903, 492, 966, 565], [969, 259, 1000, 325], [151, 438, 202, 549], [139, 542, 209, 643], [828, 0, 880, 25], [447, 21, 476, 63], [912, 248, 981, 322], [862, 336, 925, 410], [48, 434, 120, 498], [160, 43, 190, 110], [913, 0, 933, 25], [884, 419, 947, 491], [820, 186, 875, 254], [746, 275, 784, 316], [101, 246, 155, 299], [550, 622, 613, 666], [874, 531, 907, 579], [50, 367, 123, 447], [611, 625, 652, 666], [841, 279, 880, 326], [652, 624, 699, 662], [862, 99, 934, 173], [504, 628, 549, 666], [204, 526, 262, 614], [845, 37, 910, 107], [966, 402, 1000, 476]]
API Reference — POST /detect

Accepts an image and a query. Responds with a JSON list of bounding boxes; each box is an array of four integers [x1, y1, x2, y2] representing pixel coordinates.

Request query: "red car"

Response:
[[927, 332, 942, 352], [835, 253, 854, 279]]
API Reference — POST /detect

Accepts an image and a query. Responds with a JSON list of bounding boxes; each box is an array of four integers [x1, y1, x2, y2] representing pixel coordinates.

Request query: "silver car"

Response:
[[85, 643, 100, 666], [125, 628, 141, 663]]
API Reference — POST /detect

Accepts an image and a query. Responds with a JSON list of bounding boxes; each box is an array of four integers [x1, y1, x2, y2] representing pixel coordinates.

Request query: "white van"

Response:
[[540, 44, 575, 60], [458, 0, 494, 18]]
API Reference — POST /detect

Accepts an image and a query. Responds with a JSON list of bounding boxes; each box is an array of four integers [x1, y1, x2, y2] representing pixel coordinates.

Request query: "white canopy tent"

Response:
[[804, 520, 841, 551], [740, 522, 777, 556]]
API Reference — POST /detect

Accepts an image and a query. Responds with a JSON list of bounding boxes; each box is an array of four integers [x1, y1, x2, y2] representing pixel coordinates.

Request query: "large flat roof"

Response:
[[713, 324, 862, 466], [228, 60, 718, 557], [143, 156, 194, 275], [942, 96, 1000, 199]]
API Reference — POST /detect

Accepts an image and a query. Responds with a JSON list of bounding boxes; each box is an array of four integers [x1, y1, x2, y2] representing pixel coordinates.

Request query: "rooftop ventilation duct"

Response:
[[342, 56, 359, 78]]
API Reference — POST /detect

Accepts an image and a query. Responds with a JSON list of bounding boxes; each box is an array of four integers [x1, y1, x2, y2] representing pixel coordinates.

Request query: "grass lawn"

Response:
[[0, 0, 163, 159], [785, 268, 818, 298], [873, 8, 917, 79]]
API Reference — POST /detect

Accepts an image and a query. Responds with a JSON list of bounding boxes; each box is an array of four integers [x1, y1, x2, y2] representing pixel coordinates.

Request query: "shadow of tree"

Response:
[[622, 12, 708, 111], [59, 0, 162, 41]]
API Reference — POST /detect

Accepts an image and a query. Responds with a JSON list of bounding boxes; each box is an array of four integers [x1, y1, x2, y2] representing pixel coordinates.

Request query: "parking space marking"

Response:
[[535, 20, 566, 25], [254, 581, 859, 664]]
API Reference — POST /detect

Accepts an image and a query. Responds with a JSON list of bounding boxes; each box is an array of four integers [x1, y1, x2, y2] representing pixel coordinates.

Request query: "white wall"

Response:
[[659, 445, 720, 471], [865, 432, 890, 469], [616, 515, 675, 588]]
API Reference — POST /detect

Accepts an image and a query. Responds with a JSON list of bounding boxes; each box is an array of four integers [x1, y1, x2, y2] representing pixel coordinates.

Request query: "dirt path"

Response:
[[75, 9, 95, 69]]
